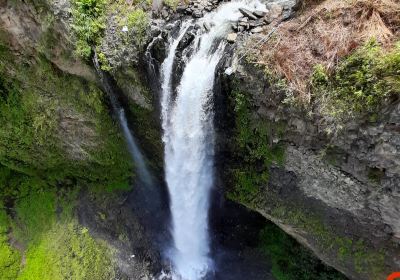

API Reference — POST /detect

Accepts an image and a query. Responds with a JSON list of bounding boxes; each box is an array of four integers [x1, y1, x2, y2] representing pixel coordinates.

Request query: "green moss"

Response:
[[268, 201, 386, 279], [227, 88, 285, 205], [259, 223, 347, 280], [2, 183, 117, 280], [312, 40, 400, 119], [105, 179, 131, 192], [18, 221, 115, 280], [13, 190, 57, 244], [0, 43, 132, 194], [0, 206, 21, 280], [367, 167, 385, 184]]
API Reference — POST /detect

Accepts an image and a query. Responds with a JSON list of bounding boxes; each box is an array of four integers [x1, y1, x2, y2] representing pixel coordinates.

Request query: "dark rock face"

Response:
[[77, 190, 162, 279], [216, 61, 400, 280]]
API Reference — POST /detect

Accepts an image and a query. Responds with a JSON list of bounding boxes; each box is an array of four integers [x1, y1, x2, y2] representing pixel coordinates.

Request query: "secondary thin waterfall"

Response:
[[160, 1, 267, 279], [93, 54, 152, 186]]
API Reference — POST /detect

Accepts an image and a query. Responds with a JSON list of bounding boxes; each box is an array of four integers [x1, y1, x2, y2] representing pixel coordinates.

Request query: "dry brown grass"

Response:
[[254, 0, 400, 101]]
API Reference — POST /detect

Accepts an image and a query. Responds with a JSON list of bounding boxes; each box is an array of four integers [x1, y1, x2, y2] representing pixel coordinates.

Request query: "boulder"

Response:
[[226, 33, 238, 43], [238, 8, 258, 20], [193, 10, 203, 18], [266, 3, 283, 18], [253, 10, 267, 18], [251, 26, 264, 33]]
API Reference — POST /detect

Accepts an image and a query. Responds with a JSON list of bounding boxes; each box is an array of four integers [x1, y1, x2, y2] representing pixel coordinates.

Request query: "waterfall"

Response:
[[93, 54, 153, 186], [160, 1, 267, 279]]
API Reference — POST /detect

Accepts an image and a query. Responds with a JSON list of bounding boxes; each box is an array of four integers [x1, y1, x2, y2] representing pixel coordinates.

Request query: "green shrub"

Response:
[[127, 9, 149, 45], [312, 40, 400, 119], [163, 0, 180, 10], [71, 0, 106, 58]]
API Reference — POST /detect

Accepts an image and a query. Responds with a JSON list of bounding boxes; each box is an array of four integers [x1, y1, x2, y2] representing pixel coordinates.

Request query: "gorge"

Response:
[[0, 0, 399, 280]]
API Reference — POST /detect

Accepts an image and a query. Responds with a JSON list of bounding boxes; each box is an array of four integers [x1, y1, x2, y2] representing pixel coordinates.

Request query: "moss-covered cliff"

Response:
[[0, 0, 161, 279], [218, 1, 400, 277]]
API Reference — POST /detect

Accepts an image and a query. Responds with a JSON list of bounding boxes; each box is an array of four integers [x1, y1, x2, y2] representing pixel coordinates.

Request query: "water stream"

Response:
[[160, 1, 267, 279], [93, 54, 153, 186]]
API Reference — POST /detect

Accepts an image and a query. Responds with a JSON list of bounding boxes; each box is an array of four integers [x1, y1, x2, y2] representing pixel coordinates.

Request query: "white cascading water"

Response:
[[93, 54, 153, 186], [160, 1, 267, 279]]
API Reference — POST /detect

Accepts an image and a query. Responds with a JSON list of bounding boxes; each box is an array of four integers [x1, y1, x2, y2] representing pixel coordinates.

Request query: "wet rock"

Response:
[[193, 10, 203, 18], [253, 10, 267, 18], [226, 33, 237, 43], [203, 22, 211, 31], [149, 37, 167, 63], [161, 8, 169, 19], [231, 23, 239, 31], [176, 5, 187, 13], [176, 26, 197, 52], [238, 8, 258, 20]]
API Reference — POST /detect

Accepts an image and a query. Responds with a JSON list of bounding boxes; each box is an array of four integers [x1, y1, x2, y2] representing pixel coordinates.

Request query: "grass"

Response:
[[312, 40, 400, 120], [251, 0, 400, 101]]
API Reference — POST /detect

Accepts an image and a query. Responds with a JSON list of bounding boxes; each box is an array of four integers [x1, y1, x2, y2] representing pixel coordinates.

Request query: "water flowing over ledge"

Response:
[[159, 1, 267, 279]]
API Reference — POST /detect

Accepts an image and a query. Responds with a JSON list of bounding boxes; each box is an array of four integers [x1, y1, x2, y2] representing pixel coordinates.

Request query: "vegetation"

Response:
[[0, 43, 132, 195], [71, 0, 107, 58], [259, 222, 348, 280], [127, 9, 150, 45], [252, 0, 400, 101], [312, 40, 400, 119], [18, 221, 115, 280], [163, 0, 180, 10], [0, 35, 130, 280], [227, 88, 285, 204], [0, 184, 116, 280], [0, 206, 21, 280], [269, 201, 386, 279]]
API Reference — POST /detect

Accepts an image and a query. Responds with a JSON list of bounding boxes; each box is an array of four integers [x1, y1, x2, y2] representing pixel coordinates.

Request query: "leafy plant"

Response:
[[71, 0, 107, 58], [127, 9, 149, 45]]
